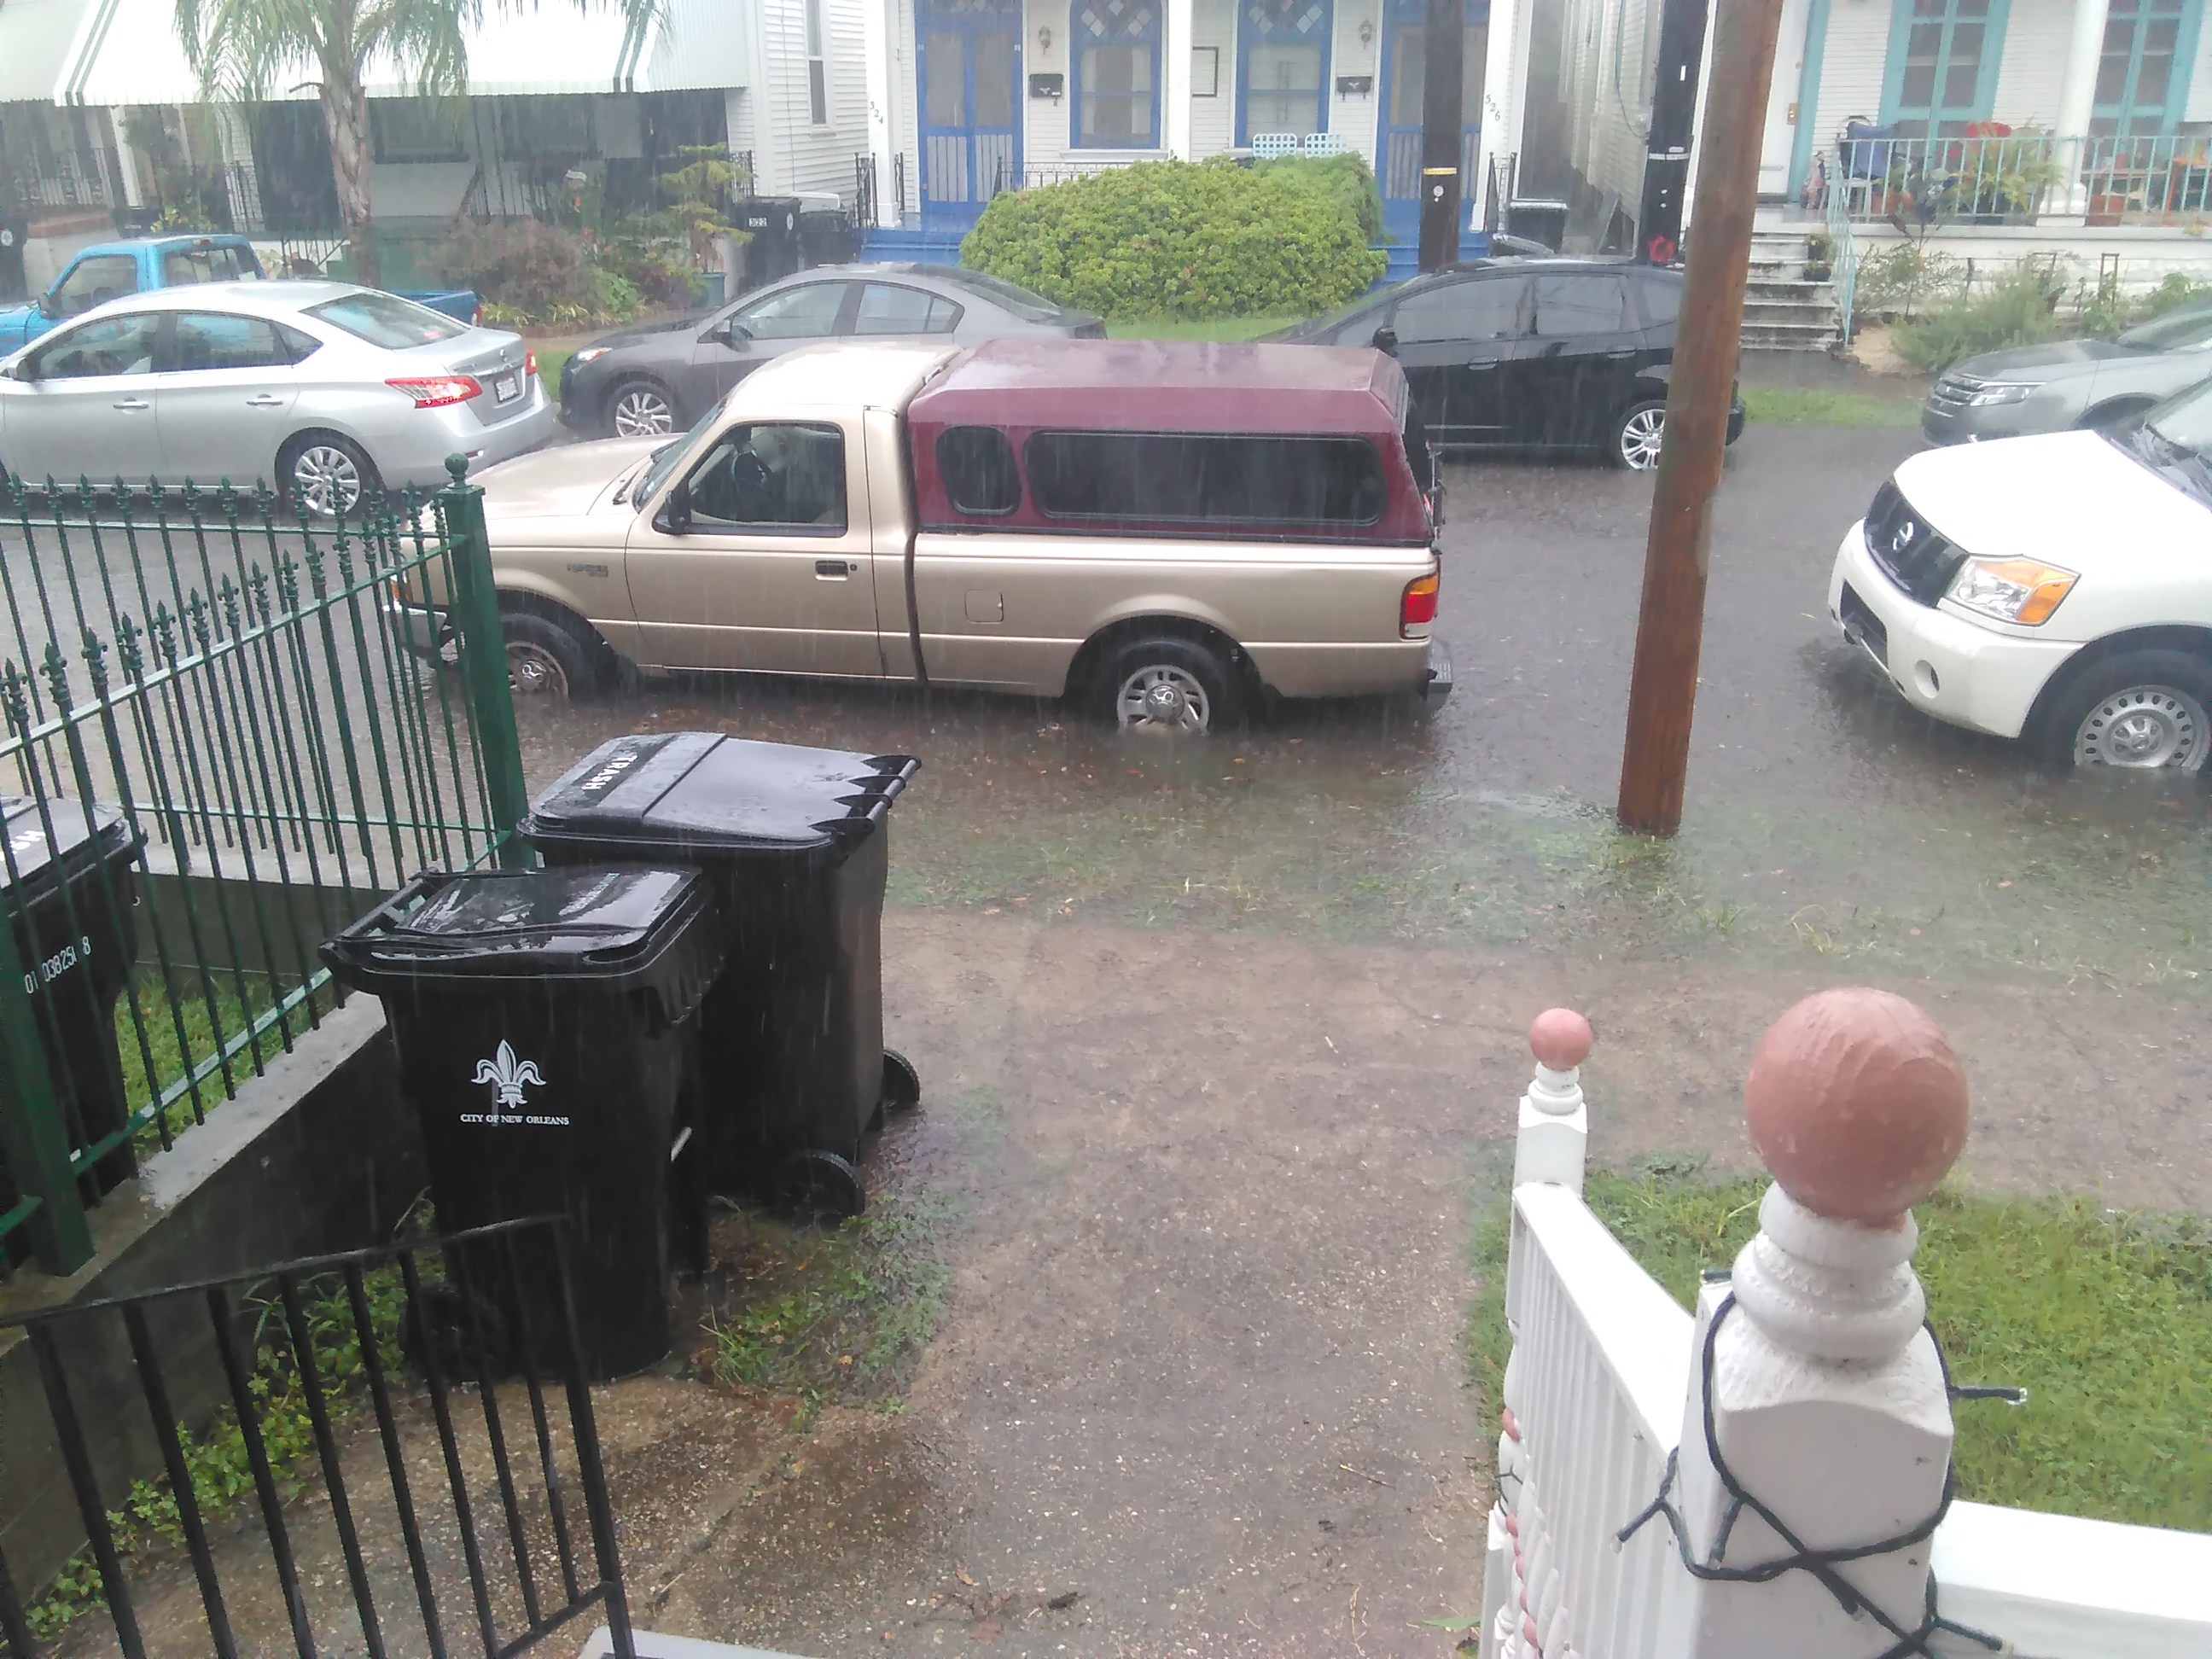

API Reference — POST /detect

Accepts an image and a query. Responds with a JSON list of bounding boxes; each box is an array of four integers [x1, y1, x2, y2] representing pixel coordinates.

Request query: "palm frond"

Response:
[[177, 0, 333, 98]]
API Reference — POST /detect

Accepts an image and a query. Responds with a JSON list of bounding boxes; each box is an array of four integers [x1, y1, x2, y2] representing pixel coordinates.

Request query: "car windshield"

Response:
[[2129, 379, 2212, 497], [631, 391, 734, 507], [305, 290, 469, 349], [2116, 297, 2212, 352], [930, 268, 1063, 322]]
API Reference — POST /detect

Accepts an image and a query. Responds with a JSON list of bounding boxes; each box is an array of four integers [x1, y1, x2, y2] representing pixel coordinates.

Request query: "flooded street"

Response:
[[519, 420, 2212, 989]]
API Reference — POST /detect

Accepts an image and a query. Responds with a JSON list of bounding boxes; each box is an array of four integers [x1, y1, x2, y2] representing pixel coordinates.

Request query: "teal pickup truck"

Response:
[[0, 233, 479, 352]]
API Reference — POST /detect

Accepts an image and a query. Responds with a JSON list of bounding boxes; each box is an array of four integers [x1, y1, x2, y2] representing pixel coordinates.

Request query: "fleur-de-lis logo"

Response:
[[472, 1040, 544, 1113]]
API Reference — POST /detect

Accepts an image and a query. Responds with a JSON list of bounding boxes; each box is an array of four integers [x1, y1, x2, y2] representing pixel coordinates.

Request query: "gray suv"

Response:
[[1922, 295, 2212, 445]]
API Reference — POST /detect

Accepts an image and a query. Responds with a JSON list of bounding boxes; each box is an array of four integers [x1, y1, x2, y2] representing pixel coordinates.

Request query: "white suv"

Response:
[[1828, 381, 2212, 771]]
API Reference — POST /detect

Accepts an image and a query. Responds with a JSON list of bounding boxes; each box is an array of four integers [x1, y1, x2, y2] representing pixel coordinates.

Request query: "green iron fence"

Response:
[[0, 460, 525, 1275]]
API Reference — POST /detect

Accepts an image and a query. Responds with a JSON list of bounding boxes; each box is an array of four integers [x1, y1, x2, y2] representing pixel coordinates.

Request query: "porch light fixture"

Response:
[[1039, 24, 1052, 49], [1359, 18, 1372, 44]]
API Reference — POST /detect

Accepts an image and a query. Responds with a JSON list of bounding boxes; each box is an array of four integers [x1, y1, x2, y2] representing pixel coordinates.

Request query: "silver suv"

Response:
[[1921, 295, 2212, 445]]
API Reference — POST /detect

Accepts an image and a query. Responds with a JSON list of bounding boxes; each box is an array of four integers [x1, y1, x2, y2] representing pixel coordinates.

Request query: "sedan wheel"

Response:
[[610, 383, 676, 437], [291, 442, 367, 517], [1614, 403, 1668, 471], [2071, 684, 2209, 771]]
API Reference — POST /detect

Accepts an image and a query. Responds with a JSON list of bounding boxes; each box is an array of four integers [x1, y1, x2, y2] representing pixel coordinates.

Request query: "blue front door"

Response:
[[1377, 0, 1486, 236], [919, 0, 1022, 221]]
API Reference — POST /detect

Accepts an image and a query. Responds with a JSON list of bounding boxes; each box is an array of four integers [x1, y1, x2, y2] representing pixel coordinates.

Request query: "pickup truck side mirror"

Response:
[[35, 292, 57, 321], [653, 481, 692, 535], [1371, 326, 1399, 356]]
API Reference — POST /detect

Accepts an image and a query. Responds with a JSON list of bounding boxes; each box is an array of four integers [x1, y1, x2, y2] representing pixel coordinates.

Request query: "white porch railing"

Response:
[[1480, 999, 2212, 1659], [1831, 131, 2212, 227]]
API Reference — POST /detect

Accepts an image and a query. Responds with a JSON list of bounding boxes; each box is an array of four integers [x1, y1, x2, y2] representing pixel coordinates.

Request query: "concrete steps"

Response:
[[1741, 231, 1838, 351]]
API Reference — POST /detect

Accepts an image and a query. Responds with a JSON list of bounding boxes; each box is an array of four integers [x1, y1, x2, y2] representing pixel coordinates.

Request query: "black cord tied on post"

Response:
[[1615, 1292, 2023, 1659]]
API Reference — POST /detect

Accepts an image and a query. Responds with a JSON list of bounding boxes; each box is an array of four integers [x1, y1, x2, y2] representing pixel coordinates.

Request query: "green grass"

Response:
[[535, 348, 573, 408], [1739, 384, 1922, 428], [705, 1190, 952, 1412], [116, 976, 336, 1155], [1469, 1167, 2212, 1531], [1105, 316, 1303, 341]]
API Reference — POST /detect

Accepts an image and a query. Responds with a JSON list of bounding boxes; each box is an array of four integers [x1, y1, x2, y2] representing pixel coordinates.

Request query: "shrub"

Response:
[[423, 218, 595, 317], [1252, 152, 1386, 244], [1890, 264, 2065, 373], [960, 158, 1385, 320]]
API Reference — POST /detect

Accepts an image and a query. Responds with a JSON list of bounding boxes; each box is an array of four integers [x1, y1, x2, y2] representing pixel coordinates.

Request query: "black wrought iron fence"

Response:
[[0, 1216, 637, 1659], [0, 467, 526, 1276]]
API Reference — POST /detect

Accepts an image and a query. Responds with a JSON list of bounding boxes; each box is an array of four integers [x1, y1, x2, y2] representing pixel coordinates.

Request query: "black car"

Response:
[[1278, 257, 1743, 470], [558, 263, 1104, 438]]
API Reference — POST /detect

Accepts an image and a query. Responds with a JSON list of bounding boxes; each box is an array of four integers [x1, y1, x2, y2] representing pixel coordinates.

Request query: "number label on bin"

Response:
[[463, 1039, 570, 1126], [23, 934, 92, 993]]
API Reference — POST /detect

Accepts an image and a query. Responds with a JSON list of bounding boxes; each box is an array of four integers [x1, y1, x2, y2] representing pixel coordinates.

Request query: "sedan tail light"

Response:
[[524, 348, 538, 379], [1400, 571, 1440, 636], [387, 375, 482, 408]]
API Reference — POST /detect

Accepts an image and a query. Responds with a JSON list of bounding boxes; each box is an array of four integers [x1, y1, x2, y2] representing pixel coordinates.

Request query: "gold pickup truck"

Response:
[[410, 336, 1448, 736]]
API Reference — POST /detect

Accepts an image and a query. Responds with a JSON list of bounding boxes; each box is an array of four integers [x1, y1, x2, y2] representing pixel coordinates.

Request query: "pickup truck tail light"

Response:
[[387, 375, 482, 408], [1400, 571, 1440, 636]]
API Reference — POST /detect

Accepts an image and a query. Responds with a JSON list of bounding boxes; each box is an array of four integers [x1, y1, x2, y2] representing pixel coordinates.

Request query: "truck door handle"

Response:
[[815, 559, 853, 578], [245, 393, 285, 407], [112, 397, 149, 410], [1604, 350, 1637, 360]]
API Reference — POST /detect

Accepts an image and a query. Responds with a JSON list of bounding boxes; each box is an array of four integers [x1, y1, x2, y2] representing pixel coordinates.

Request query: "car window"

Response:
[[305, 291, 468, 348], [2118, 297, 2212, 352], [1392, 276, 1529, 344], [31, 313, 160, 379], [172, 312, 316, 371], [1025, 431, 1384, 525], [1327, 310, 1386, 346], [162, 246, 259, 285], [51, 255, 140, 318], [1534, 274, 1630, 335], [855, 284, 961, 335], [931, 267, 1063, 322], [1637, 275, 1683, 325], [731, 282, 850, 341], [937, 426, 1020, 512], [682, 422, 847, 532]]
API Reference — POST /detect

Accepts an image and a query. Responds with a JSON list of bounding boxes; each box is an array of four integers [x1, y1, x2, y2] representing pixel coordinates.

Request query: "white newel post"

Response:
[[1669, 987, 1972, 1658], [1513, 1008, 1592, 1192], [1485, 1009, 1593, 1659], [2053, 0, 2114, 218]]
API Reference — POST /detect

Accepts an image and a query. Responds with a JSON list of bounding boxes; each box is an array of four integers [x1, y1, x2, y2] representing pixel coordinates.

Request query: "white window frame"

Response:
[[806, 0, 830, 125]]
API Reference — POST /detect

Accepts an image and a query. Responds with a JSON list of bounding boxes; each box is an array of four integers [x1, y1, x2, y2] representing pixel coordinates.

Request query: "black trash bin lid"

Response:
[[523, 732, 918, 859], [321, 865, 717, 992], [0, 796, 138, 897]]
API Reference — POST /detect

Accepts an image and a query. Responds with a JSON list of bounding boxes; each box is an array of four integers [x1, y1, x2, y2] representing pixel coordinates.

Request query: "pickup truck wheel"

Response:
[[281, 434, 382, 520], [608, 380, 677, 437], [501, 608, 599, 701], [1610, 401, 1668, 471], [2038, 649, 2212, 771], [1101, 637, 1239, 736]]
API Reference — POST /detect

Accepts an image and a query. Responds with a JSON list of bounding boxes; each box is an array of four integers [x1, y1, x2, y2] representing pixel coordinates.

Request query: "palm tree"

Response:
[[177, 0, 656, 286]]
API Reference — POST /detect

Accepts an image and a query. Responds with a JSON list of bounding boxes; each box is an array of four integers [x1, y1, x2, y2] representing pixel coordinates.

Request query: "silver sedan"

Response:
[[1922, 294, 2212, 445], [0, 279, 557, 513]]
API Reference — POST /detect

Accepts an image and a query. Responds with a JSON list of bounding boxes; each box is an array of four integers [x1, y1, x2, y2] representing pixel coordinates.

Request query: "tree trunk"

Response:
[[322, 80, 376, 287]]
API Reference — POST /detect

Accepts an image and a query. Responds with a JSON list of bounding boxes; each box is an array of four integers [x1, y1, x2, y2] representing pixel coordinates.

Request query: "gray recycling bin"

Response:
[[321, 865, 724, 1377], [521, 732, 919, 1220]]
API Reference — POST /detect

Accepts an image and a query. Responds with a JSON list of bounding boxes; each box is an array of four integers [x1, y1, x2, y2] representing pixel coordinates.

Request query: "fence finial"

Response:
[[1514, 1007, 1591, 1190], [1671, 987, 1970, 1656]]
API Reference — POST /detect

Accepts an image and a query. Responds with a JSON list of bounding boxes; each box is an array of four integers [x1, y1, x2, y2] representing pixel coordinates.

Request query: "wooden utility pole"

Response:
[[1417, 0, 1466, 271], [1615, 0, 1789, 836]]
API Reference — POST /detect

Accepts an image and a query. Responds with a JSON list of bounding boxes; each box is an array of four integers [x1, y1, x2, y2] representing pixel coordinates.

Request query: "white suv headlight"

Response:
[[1947, 556, 2078, 625], [1968, 381, 2039, 406]]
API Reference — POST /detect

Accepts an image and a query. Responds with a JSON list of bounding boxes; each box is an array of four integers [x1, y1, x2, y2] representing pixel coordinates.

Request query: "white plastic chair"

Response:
[[1301, 132, 1350, 157], [1251, 132, 1301, 160]]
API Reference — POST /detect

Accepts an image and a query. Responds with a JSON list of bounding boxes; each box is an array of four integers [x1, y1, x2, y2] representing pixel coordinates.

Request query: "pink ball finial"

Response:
[[1743, 987, 1968, 1225], [1528, 1007, 1593, 1070]]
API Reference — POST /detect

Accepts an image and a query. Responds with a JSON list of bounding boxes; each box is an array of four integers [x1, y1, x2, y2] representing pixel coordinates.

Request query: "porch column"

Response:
[[1669, 987, 1970, 1659], [2055, 0, 2114, 215], [1165, 0, 1196, 158]]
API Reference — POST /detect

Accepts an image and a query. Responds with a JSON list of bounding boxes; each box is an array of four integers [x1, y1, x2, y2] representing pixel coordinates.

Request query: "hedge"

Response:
[[959, 158, 1387, 321]]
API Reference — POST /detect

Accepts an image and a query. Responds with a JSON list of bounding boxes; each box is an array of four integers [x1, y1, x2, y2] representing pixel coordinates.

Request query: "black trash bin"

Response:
[[797, 205, 859, 267], [736, 197, 802, 290], [521, 732, 919, 1220], [321, 865, 724, 1377], [0, 796, 145, 1241]]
